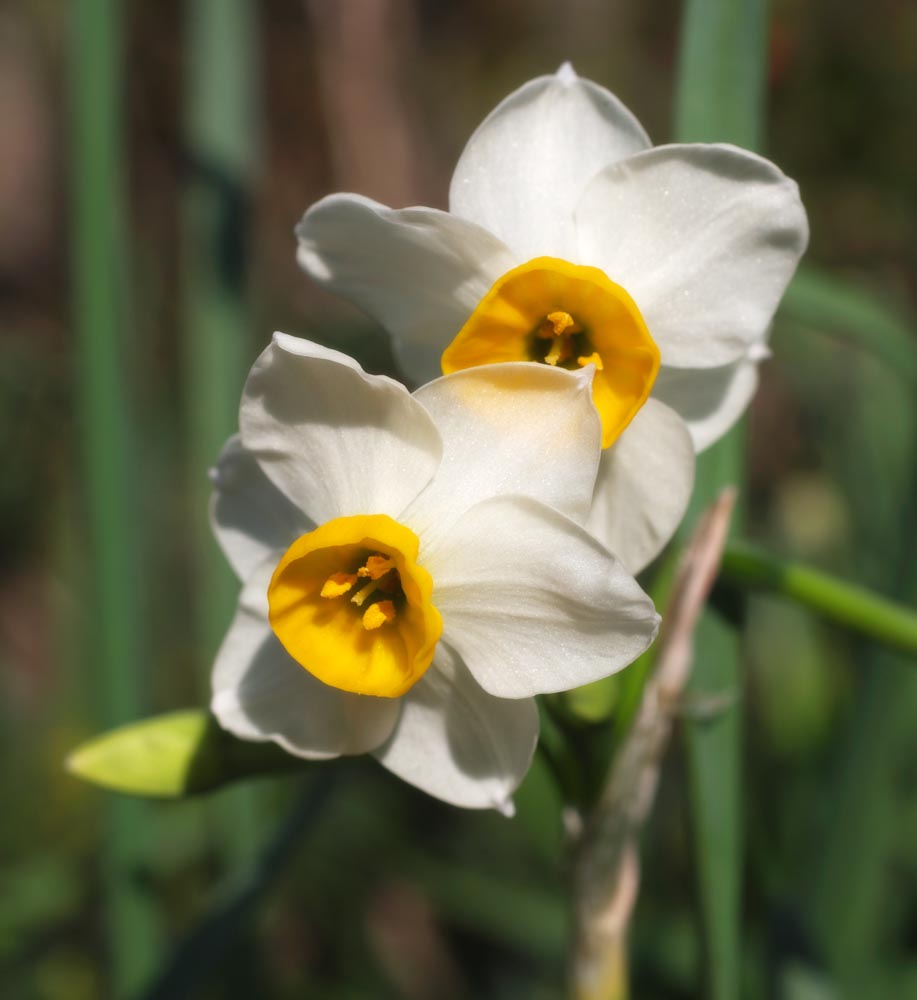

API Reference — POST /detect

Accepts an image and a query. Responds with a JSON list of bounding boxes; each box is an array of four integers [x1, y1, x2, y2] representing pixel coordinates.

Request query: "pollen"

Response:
[[537, 310, 584, 366], [538, 310, 582, 338], [320, 572, 358, 598], [577, 351, 604, 371], [362, 600, 396, 630], [358, 555, 395, 580]]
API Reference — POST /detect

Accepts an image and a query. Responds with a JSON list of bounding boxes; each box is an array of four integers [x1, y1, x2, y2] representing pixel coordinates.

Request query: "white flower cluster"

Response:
[[210, 66, 807, 813]]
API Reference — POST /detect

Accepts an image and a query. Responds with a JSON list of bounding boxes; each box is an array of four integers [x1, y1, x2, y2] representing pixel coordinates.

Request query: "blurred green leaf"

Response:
[[71, 0, 159, 987], [410, 858, 567, 960], [781, 964, 838, 1000], [182, 0, 265, 867], [0, 857, 82, 960], [775, 276, 917, 985], [781, 266, 917, 387], [139, 776, 337, 1000], [674, 0, 767, 996], [721, 541, 917, 657]]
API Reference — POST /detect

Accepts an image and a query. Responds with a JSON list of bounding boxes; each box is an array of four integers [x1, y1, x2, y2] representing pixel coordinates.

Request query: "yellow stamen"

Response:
[[357, 555, 395, 580], [577, 351, 604, 371], [320, 572, 358, 598], [362, 600, 396, 630]]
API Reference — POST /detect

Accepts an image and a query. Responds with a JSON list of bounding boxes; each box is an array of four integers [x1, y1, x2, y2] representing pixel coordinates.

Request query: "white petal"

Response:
[[574, 143, 808, 367], [653, 357, 760, 452], [240, 334, 442, 525], [210, 558, 400, 759], [404, 363, 602, 552], [210, 435, 311, 581], [450, 64, 651, 260], [373, 641, 538, 812], [586, 399, 696, 574], [296, 194, 515, 385], [428, 495, 659, 699]]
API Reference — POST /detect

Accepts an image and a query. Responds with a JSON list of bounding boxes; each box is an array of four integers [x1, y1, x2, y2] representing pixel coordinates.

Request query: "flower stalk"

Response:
[[572, 491, 737, 999]]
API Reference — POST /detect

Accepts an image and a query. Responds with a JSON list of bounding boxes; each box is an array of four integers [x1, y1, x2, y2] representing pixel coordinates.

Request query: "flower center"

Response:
[[267, 514, 442, 698], [441, 257, 660, 448]]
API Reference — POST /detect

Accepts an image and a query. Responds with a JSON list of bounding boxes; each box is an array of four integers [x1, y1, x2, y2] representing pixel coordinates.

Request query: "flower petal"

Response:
[[211, 557, 400, 759], [404, 363, 602, 551], [296, 194, 515, 385], [450, 63, 651, 260], [210, 435, 312, 582], [373, 641, 538, 813], [574, 143, 808, 367], [653, 358, 760, 452], [586, 399, 695, 574], [240, 334, 442, 525], [428, 495, 659, 699]]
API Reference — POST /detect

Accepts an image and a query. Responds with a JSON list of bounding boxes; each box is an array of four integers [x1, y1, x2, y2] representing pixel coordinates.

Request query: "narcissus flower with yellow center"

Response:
[[209, 333, 659, 812], [296, 63, 808, 573]]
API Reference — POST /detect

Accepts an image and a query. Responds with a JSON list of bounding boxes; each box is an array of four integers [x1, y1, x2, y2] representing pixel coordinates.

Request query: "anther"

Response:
[[357, 555, 395, 580], [538, 310, 582, 339], [577, 351, 604, 371], [362, 600, 396, 630], [321, 572, 358, 598]]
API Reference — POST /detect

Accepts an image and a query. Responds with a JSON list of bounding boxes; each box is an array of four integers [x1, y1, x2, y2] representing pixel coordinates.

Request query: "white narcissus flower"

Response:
[[210, 333, 659, 813], [296, 63, 809, 574]]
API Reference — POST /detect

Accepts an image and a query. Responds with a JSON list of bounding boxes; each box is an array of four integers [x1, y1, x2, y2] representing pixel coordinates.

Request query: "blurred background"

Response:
[[1, 0, 915, 997]]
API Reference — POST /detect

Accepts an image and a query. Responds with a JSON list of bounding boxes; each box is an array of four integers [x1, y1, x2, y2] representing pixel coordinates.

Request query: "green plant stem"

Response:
[[70, 0, 159, 991], [721, 543, 917, 658]]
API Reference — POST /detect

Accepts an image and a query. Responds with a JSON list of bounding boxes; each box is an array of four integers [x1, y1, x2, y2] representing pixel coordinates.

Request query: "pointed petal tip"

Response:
[[556, 61, 578, 85], [496, 796, 516, 818]]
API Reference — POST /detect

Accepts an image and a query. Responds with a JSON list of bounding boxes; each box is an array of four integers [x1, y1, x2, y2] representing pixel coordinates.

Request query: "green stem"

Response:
[[721, 542, 917, 658]]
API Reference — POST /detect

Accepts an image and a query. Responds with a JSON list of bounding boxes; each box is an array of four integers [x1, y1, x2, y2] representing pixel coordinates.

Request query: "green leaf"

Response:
[[674, 1, 767, 997], [721, 542, 917, 658], [781, 265, 917, 387], [71, 0, 159, 986], [67, 710, 306, 798], [182, 0, 264, 865]]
